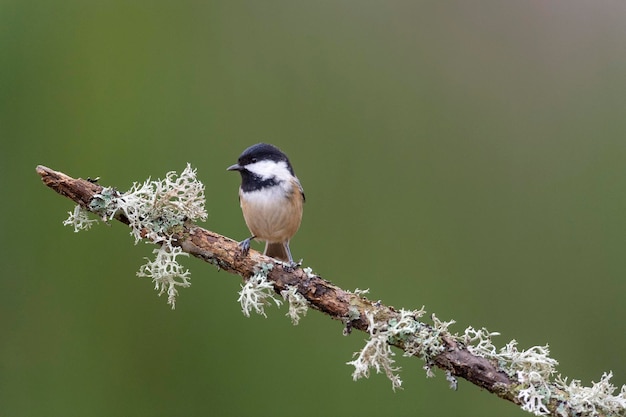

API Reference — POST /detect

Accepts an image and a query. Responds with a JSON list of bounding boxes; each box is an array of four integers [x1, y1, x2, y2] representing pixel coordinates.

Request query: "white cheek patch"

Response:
[[246, 160, 292, 182]]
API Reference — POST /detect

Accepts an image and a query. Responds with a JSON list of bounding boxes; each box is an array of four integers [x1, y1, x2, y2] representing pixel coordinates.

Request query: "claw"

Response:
[[283, 259, 301, 272]]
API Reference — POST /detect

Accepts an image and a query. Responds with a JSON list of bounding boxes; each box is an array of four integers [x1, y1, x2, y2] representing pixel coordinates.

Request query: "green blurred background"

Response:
[[2, 1, 626, 416]]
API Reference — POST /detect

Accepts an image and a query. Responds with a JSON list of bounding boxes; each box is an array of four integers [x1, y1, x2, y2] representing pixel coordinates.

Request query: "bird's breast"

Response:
[[239, 185, 303, 243]]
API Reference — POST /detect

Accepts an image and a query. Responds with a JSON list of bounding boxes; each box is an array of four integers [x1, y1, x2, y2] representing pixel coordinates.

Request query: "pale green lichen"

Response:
[[110, 164, 207, 244], [352, 288, 370, 297], [509, 342, 556, 415], [136, 244, 190, 308], [348, 307, 625, 417], [237, 263, 282, 318], [405, 312, 452, 378], [63, 164, 207, 308], [63, 205, 98, 232], [461, 327, 557, 415], [554, 372, 626, 417], [462, 326, 501, 357], [280, 286, 308, 325], [347, 309, 403, 390], [302, 266, 316, 279], [88, 187, 119, 221], [238, 264, 309, 324], [346, 306, 361, 322], [459, 326, 626, 417], [446, 370, 458, 391], [348, 305, 451, 389]]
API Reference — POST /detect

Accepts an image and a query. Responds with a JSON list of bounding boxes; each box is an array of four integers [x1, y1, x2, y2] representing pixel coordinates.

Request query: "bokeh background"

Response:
[[2, 1, 626, 416]]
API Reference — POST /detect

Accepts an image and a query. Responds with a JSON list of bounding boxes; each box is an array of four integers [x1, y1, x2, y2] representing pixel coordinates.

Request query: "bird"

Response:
[[227, 143, 305, 264]]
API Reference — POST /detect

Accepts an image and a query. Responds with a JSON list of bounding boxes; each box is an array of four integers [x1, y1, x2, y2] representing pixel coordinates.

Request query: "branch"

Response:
[[36, 165, 625, 417]]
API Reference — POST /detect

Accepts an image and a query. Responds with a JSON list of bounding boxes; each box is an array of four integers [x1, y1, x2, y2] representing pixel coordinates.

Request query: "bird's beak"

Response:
[[227, 163, 242, 171]]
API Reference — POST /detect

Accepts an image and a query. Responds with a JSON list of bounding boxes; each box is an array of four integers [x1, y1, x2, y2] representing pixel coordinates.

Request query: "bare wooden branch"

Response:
[[36, 165, 525, 410]]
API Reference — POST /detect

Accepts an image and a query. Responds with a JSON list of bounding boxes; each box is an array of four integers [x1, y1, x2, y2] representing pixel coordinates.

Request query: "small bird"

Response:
[[227, 143, 305, 264]]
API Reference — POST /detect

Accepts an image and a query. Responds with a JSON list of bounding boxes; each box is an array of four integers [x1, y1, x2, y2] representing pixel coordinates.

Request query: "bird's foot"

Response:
[[238, 236, 254, 257], [282, 258, 302, 272]]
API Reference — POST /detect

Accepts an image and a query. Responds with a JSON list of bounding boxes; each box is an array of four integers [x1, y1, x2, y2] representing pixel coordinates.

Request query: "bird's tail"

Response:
[[264, 242, 291, 263]]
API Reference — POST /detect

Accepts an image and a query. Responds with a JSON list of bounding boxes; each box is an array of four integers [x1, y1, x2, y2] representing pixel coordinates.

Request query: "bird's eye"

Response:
[[251, 157, 257, 163]]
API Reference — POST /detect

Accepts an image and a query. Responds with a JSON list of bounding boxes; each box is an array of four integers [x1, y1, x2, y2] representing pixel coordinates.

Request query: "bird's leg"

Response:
[[283, 242, 300, 271], [238, 235, 255, 256]]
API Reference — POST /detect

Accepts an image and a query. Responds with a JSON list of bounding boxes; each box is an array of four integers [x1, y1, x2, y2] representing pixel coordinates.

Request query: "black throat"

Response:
[[239, 170, 281, 193]]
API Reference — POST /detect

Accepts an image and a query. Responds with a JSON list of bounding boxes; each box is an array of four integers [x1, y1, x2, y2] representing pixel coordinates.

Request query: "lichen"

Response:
[[136, 244, 190, 309], [348, 305, 625, 417], [237, 263, 281, 318], [110, 164, 207, 244], [63, 205, 98, 232], [347, 309, 403, 390], [280, 285, 308, 325], [64, 164, 207, 308], [554, 372, 626, 417], [458, 325, 626, 416]]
